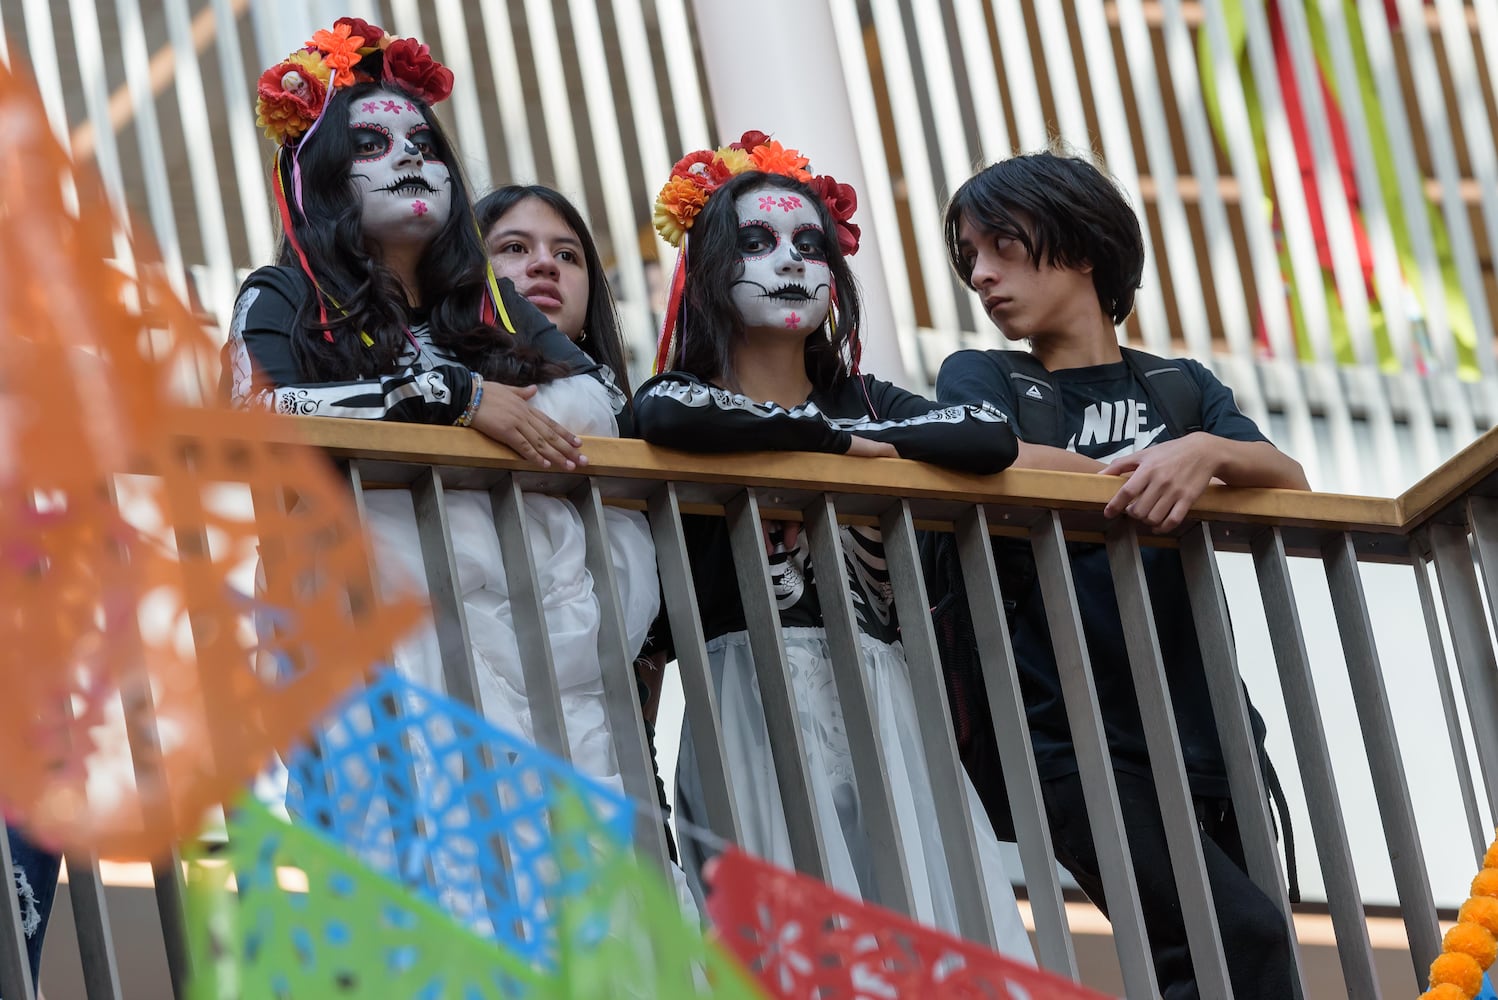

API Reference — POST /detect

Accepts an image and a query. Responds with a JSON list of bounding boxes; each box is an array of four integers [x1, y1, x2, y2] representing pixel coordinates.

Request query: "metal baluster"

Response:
[[803, 495, 914, 915], [1030, 512, 1158, 997], [955, 508, 1076, 978], [1322, 532, 1439, 986], [0, 831, 34, 1000], [490, 474, 569, 760], [1428, 521, 1498, 819], [646, 484, 741, 843], [723, 489, 829, 882], [1252, 527, 1380, 999], [1180, 524, 1308, 999], [1412, 544, 1485, 862], [64, 854, 124, 1000], [880, 500, 995, 947], [571, 482, 673, 871], [1105, 522, 1231, 996]]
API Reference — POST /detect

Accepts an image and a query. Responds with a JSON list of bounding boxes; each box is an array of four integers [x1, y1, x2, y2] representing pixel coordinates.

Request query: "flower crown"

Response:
[[652, 130, 862, 256], [255, 17, 455, 146]]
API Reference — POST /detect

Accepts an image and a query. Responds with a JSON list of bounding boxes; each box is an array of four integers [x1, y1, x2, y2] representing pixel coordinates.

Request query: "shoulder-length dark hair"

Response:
[[474, 184, 633, 395], [667, 171, 862, 393], [943, 151, 1144, 326], [275, 79, 559, 386]]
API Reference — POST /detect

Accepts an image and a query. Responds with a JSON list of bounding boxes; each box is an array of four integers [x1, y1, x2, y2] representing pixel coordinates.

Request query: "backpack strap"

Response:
[[1120, 346, 1204, 439], [985, 349, 1065, 448]]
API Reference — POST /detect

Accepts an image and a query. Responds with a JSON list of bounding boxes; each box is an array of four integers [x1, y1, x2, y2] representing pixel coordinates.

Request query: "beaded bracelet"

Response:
[[454, 372, 484, 427]]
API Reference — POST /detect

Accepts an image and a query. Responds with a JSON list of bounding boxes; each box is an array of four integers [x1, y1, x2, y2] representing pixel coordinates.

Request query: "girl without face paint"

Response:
[[224, 21, 691, 913], [634, 152, 1030, 955]]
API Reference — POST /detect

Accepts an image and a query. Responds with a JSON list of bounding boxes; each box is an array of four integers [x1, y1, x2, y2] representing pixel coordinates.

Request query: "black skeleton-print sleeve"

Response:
[[846, 375, 1018, 474], [632, 371, 853, 454], [224, 266, 474, 424]]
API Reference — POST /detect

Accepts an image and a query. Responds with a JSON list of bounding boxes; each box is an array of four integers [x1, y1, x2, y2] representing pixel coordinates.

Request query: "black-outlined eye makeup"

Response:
[[737, 220, 777, 260], [350, 123, 393, 161]]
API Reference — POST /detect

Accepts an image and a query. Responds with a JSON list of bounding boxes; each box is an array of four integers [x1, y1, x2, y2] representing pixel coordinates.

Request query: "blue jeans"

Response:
[[6, 827, 59, 989]]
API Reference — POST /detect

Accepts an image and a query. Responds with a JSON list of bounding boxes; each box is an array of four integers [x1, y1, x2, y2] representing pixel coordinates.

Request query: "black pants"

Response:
[[1041, 771, 1293, 1000]]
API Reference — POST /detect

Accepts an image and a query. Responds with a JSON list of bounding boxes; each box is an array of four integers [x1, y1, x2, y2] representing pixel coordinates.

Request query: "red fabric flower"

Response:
[[810, 175, 861, 255], [834, 219, 861, 257], [383, 38, 454, 105], [335, 17, 384, 50], [670, 149, 729, 187], [730, 129, 771, 151]]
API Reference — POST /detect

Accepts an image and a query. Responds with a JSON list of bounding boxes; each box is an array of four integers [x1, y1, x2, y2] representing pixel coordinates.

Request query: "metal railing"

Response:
[[9, 417, 1498, 997]]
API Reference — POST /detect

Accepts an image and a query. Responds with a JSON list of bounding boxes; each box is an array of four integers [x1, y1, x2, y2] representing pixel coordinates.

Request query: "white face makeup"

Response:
[[348, 90, 452, 250], [729, 184, 832, 336]]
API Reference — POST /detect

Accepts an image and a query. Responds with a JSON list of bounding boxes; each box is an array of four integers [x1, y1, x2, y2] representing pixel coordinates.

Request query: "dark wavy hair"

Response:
[[667, 171, 862, 393], [474, 185, 633, 396], [275, 80, 560, 385], [944, 151, 1144, 325]]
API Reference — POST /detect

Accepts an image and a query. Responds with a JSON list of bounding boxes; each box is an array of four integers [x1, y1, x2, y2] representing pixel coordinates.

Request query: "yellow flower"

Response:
[[714, 147, 751, 175]]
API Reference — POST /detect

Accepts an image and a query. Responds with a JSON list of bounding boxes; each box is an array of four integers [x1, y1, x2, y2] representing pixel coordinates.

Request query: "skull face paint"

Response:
[[348, 89, 452, 249], [729, 184, 832, 335]]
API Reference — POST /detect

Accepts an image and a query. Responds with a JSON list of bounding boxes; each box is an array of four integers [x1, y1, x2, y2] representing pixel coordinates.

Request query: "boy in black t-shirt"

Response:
[[936, 151, 1308, 999]]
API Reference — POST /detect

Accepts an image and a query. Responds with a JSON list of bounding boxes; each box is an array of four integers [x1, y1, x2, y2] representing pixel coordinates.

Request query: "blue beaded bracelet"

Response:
[[455, 372, 484, 426]]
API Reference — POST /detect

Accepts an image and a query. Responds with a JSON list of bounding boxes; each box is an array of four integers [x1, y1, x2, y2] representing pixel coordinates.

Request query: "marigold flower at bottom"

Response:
[[1431, 951, 1486, 996], [1421, 984, 1474, 1000]]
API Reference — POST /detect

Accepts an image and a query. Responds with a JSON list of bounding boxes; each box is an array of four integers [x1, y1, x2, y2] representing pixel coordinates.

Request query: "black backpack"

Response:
[[926, 347, 1203, 764]]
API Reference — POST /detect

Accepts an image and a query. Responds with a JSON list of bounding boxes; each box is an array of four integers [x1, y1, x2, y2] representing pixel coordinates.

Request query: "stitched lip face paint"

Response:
[[349, 90, 451, 247]]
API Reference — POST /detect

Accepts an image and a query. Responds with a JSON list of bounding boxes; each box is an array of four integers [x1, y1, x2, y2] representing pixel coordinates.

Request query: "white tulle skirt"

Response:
[[676, 627, 1033, 961]]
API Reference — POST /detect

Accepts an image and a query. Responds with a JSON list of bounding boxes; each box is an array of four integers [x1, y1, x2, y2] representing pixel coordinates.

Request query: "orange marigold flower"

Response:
[[1420, 985, 1473, 1000], [1430, 952, 1485, 995], [1445, 921, 1498, 969], [1472, 868, 1498, 899], [653, 177, 709, 247], [310, 23, 365, 85], [749, 140, 811, 181], [1462, 896, 1498, 937], [1485, 835, 1498, 871]]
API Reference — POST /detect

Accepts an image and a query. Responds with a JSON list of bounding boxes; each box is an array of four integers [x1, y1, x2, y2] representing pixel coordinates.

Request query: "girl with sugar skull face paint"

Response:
[[223, 18, 693, 916], [634, 135, 1032, 956]]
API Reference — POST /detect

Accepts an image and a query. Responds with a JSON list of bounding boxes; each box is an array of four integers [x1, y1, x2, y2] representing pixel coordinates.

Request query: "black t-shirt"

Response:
[[634, 370, 1017, 645], [937, 350, 1270, 796]]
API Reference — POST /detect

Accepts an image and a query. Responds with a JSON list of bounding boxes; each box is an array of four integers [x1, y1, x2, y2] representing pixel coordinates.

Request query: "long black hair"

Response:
[[668, 171, 862, 393], [275, 80, 560, 385], [944, 151, 1144, 325], [474, 184, 633, 395]]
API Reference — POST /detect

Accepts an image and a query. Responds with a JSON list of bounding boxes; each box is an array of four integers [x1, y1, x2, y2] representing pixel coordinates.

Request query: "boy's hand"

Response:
[[1100, 432, 1218, 533]]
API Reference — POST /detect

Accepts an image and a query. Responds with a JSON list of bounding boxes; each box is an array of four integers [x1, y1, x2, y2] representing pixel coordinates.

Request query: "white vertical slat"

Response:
[[827, 0, 925, 381], [0, 3, 9, 66], [20, 0, 72, 148], [565, 0, 655, 353], [609, 0, 677, 269], [653, 0, 712, 149], [1115, 0, 1213, 360], [430, 0, 492, 192], [1353, 0, 1474, 459], [866, 0, 964, 339], [908, 0, 985, 338], [250, 0, 310, 71], [1435, 0, 1498, 310], [1394, 0, 1498, 382], [1237, 0, 1363, 491], [951, 0, 1013, 165], [1030, 2, 1089, 148], [162, 0, 237, 326], [1393, 0, 1491, 447], [1154, 0, 1266, 425], [1478, 1, 1498, 122], [1275, 0, 1404, 494], [1315, 0, 1439, 487], [114, 0, 189, 297], [386, 2, 425, 56], [211, 0, 274, 267], [990, 0, 1047, 151], [522, 0, 586, 202], [1198, 0, 1322, 482], [1072, 0, 1172, 353], [66, 0, 132, 226], [476, 1, 537, 183]]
